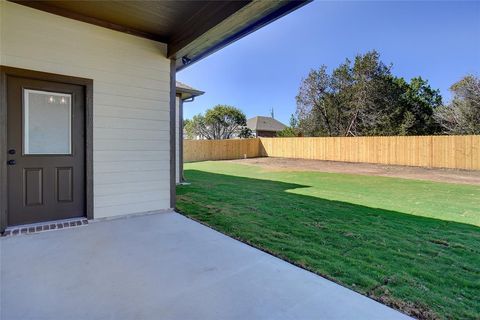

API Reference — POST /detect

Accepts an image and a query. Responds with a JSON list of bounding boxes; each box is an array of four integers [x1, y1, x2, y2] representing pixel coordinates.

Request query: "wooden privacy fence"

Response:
[[259, 135, 480, 170], [183, 138, 261, 162], [184, 135, 480, 170]]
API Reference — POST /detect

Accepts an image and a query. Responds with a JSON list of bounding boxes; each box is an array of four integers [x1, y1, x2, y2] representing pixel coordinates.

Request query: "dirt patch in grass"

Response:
[[373, 292, 441, 320], [229, 157, 480, 185]]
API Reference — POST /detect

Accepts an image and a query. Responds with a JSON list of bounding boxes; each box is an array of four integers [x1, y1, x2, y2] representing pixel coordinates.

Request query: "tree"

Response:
[[277, 114, 302, 137], [296, 65, 340, 136], [345, 51, 393, 136], [435, 75, 480, 134], [295, 50, 442, 137], [238, 127, 253, 139], [183, 119, 196, 139], [371, 76, 442, 136], [397, 77, 443, 135], [185, 105, 247, 140]]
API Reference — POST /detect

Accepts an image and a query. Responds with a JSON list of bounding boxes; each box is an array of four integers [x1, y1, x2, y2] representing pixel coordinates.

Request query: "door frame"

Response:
[[0, 66, 94, 233]]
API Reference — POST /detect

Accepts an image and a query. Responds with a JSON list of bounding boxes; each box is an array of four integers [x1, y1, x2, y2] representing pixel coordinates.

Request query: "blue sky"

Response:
[[178, 1, 480, 125]]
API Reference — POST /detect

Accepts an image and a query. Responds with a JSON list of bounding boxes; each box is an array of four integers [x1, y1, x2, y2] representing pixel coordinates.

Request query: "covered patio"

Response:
[[1, 211, 410, 320], [0, 2, 413, 319]]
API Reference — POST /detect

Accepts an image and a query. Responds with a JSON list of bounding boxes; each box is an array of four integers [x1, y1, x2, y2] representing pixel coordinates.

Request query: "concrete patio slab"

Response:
[[1, 211, 412, 320]]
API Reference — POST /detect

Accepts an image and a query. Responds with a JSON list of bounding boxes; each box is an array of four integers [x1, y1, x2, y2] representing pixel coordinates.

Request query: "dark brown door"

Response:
[[6, 76, 85, 226]]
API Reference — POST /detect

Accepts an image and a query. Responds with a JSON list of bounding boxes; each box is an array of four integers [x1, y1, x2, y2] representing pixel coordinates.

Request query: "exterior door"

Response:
[[6, 76, 85, 226]]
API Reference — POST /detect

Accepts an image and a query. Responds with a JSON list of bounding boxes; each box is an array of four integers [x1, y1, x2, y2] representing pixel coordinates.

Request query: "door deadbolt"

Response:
[[8, 149, 16, 155]]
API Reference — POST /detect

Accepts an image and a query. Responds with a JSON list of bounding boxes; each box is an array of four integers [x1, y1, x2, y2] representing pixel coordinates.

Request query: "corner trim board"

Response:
[[0, 68, 7, 232]]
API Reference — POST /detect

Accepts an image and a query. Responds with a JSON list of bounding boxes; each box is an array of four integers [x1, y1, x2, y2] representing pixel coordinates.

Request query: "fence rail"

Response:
[[184, 135, 480, 170]]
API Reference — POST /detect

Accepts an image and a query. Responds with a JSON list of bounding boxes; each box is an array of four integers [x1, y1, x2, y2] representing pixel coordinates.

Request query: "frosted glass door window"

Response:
[[23, 89, 72, 154]]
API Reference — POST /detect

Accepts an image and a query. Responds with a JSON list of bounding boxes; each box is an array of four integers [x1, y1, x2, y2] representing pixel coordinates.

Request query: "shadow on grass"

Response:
[[177, 169, 480, 320]]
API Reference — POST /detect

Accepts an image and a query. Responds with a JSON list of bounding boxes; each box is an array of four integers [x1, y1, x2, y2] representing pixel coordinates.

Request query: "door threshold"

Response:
[[1, 217, 88, 237]]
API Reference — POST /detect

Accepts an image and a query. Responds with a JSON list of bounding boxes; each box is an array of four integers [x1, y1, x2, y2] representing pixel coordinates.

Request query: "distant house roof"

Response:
[[247, 116, 287, 132], [176, 81, 205, 100]]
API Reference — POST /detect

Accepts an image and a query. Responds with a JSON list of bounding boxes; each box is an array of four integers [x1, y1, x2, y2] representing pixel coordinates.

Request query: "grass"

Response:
[[176, 161, 480, 320]]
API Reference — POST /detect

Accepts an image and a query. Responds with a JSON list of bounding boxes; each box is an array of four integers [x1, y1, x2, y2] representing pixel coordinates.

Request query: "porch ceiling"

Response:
[[10, 0, 310, 70]]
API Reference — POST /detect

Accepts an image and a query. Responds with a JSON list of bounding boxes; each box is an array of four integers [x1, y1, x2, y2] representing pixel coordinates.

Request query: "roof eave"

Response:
[[174, 0, 311, 71], [12, 0, 311, 73], [176, 88, 205, 100]]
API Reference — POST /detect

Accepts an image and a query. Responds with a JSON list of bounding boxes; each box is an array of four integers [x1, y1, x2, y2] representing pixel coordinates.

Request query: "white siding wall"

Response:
[[0, 1, 172, 218]]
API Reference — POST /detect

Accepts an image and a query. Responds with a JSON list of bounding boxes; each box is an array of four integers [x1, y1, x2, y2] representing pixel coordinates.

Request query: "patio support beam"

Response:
[[179, 98, 185, 183], [170, 59, 177, 208]]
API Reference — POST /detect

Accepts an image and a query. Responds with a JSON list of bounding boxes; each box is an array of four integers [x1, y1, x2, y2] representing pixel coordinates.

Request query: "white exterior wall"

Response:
[[0, 1, 172, 218]]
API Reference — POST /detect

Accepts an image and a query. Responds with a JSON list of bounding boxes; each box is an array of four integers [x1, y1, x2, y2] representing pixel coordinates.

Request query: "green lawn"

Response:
[[176, 161, 480, 320]]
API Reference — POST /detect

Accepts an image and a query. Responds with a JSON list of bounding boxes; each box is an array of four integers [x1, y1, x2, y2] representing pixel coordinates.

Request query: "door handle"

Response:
[[7, 160, 16, 166]]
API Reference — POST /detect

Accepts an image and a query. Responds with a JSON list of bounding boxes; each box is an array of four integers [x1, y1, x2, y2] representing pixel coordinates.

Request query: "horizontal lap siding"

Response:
[[1, 2, 171, 218]]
